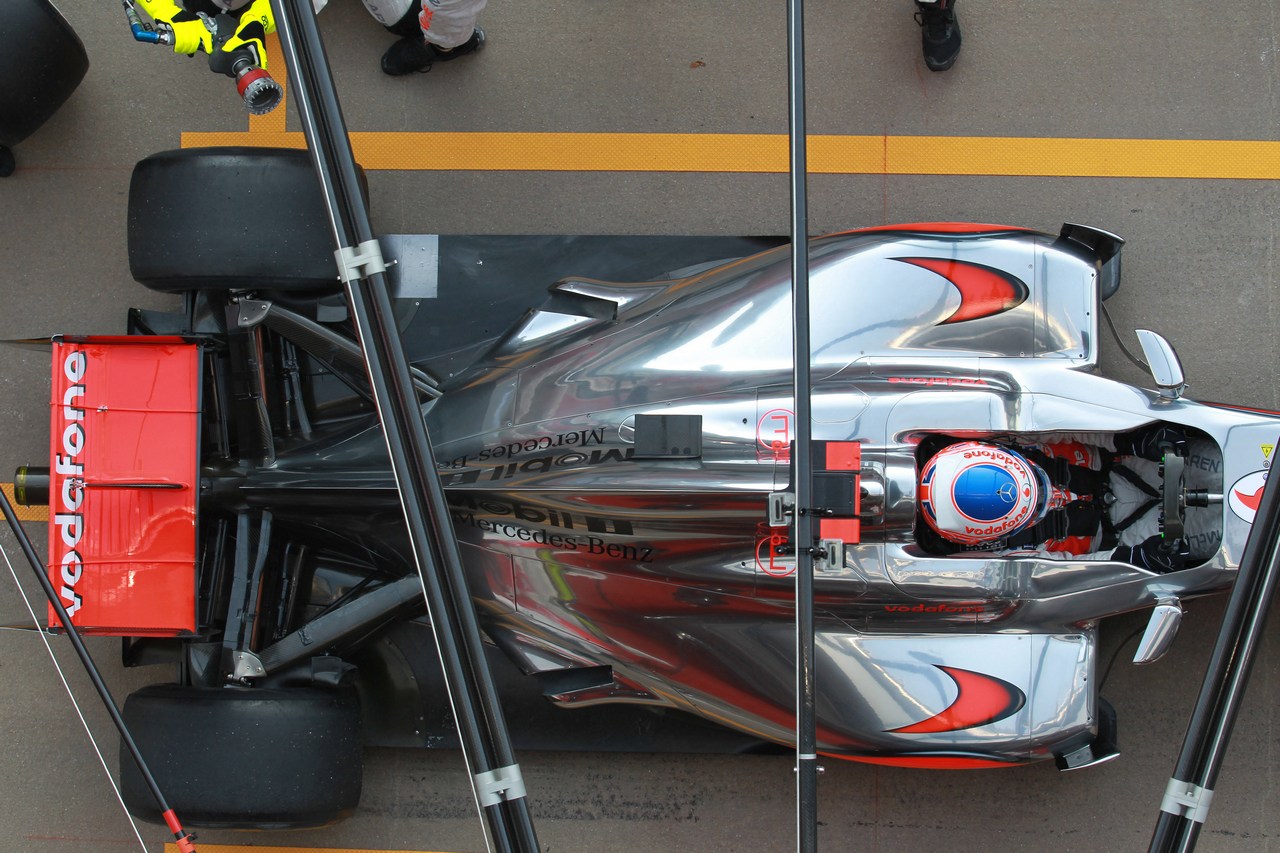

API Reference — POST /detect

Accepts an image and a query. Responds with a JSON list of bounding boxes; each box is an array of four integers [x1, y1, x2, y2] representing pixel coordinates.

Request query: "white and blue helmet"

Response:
[[920, 441, 1051, 545]]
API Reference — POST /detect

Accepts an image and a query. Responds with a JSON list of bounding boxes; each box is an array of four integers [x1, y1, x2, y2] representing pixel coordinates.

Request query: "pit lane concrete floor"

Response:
[[1, 1, 1280, 851]]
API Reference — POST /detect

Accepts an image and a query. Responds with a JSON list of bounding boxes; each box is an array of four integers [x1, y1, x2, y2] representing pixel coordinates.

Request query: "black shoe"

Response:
[[381, 27, 485, 76], [381, 33, 436, 75], [914, 1, 961, 72], [434, 27, 485, 62]]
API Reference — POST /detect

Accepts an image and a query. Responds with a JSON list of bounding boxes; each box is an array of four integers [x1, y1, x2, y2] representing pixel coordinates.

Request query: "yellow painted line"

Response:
[[163, 840, 455, 845], [180, 129, 1280, 180], [1, 484, 46, 522]]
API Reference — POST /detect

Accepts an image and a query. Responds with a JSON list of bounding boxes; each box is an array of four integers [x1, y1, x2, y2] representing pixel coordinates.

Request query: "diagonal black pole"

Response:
[[269, 2, 538, 850], [785, 0, 818, 850], [1148, 433, 1280, 853]]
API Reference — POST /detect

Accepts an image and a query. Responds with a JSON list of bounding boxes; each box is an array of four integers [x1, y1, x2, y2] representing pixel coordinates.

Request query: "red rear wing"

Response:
[[48, 336, 200, 636]]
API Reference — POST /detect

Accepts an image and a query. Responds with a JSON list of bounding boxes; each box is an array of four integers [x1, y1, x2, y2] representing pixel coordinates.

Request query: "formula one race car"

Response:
[[17, 147, 1280, 829]]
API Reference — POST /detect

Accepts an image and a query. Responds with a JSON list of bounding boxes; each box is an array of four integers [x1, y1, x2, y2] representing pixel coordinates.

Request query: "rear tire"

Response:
[[127, 147, 367, 294], [120, 683, 363, 829]]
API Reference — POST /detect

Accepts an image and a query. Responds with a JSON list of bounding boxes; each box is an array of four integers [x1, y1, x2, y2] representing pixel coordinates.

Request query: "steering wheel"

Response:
[[1160, 453, 1188, 540], [1159, 451, 1221, 541]]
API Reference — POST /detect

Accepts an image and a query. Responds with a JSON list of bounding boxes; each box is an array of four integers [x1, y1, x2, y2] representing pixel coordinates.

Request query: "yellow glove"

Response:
[[169, 18, 214, 54], [221, 0, 276, 69], [134, 0, 212, 54]]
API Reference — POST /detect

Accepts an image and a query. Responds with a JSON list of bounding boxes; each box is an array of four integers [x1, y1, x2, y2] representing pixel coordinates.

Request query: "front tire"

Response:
[[120, 683, 363, 829]]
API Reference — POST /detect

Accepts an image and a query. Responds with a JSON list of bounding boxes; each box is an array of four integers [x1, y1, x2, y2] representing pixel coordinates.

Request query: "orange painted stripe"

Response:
[[1, 484, 46, 522], [179, 128, 1280, 179]]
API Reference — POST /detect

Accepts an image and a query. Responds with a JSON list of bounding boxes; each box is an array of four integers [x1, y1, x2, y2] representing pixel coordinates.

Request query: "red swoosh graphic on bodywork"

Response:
[[1236, 484, 1265, 511], [840, 222, 1034, 236], [895, 257, 1030, 324], [889, 665, 1027, 734]]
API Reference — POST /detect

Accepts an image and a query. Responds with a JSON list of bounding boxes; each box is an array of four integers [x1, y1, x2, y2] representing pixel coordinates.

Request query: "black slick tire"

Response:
[[119, 683, 363, 829], [127, 147, 367, 294], [0, 0, 88, 151]]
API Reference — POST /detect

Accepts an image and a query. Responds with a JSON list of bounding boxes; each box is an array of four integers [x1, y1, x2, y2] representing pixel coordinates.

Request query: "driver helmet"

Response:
[[919, 441, 1051, 545]]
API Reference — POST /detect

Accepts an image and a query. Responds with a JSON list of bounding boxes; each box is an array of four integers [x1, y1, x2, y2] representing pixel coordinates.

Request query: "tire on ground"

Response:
[[0, 0, 89, 150], [127, 147, 367, 293], [120, 683, 363, 829]]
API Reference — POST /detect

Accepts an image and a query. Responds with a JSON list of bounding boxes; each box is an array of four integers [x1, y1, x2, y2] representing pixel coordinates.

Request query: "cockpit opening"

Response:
[[910, 425, 1224, 572]]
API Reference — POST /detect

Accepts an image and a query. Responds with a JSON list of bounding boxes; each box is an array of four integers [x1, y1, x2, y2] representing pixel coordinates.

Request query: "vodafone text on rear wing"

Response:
[[49, 336, 200, 636]]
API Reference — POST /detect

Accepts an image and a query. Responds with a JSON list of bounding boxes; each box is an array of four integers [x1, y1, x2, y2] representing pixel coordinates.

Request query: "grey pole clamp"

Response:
[[1160, 778, 1214, 824], [473, 764, 527, 807], [335, 239, 388, 283]]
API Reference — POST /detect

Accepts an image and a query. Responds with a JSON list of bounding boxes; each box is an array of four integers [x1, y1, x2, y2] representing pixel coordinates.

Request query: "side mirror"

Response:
[[1133, 600, 1183, 665], [1135, 329, 1186, 400]]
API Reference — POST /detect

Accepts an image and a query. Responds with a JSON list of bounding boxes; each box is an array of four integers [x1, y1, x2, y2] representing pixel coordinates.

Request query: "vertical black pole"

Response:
[[1149, 436, 1280, 853], [269, 3, 538, 850], [785, 0, 818, 850]]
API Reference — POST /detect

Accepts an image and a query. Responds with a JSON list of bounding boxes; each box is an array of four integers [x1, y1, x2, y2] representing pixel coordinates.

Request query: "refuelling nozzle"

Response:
[[204, 11, 284, 115], [233, 60, 283, 115]]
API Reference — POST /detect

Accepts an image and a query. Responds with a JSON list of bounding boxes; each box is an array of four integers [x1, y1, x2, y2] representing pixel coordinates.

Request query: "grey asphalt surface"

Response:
[[1, 1, 1279, 851]]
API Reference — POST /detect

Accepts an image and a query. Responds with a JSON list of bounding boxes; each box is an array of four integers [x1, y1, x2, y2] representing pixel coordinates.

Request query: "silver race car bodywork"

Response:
[[406, 222, 1274, 768]]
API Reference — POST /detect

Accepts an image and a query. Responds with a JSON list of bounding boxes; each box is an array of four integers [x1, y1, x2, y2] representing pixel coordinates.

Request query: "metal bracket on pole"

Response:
[[1160, 778, 1214, 824], [474, 764, 527, 807], [768, 491, 795, 527], [335, 239, 388, 283], [818, 538, 843, 569]]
